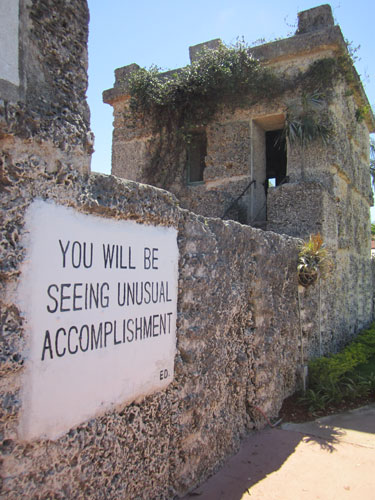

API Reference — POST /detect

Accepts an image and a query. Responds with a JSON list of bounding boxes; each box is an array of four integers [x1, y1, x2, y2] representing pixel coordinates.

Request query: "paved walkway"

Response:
[[182, 404, 375, 500]]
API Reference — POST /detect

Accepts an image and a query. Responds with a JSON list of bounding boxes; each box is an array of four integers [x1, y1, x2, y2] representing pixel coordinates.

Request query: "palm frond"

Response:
[[283, 92, 332, 148]]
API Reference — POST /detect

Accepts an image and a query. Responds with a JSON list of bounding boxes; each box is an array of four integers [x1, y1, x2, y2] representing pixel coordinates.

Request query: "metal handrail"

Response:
[[221, 179, 256, 219]]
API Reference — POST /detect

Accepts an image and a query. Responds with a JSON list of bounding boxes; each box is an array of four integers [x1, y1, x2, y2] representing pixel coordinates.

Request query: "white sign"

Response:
[[0, 0, 19, 85], [18, 200, 178, 440]]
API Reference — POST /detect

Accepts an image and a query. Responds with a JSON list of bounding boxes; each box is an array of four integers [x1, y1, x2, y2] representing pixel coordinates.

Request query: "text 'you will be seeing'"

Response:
[[41, 239, 175, 361], [19, 201, 178, 440]]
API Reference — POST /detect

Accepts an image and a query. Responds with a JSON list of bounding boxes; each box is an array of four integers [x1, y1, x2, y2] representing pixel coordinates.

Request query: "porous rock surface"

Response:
[[1, 153, 303, 499], [1, 2, 373, 498], [0, 0, 92, 172], [105, 5, 374, 359]]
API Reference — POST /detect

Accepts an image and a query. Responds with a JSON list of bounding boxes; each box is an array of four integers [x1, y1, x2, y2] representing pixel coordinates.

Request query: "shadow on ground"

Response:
[[182, 425, 341, 500], [182, 404, 375, 500], [315, 404, 375, 434]]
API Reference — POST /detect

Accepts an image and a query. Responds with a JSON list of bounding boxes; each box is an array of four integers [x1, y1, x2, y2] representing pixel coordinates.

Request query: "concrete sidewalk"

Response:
[[182, 404, 375, 500]]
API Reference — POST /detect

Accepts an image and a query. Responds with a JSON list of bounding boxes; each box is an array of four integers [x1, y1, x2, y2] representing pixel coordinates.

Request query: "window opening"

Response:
[[265, 129, 287, 194], [187, 130, 207, 183]]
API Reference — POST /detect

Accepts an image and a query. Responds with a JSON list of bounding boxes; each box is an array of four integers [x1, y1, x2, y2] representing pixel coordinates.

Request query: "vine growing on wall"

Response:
[[128, 41, 281, 133], [127, 42, 341, 147], [126, 41, 285, 188], [124, 38, 371, 187], [370, 137, 375, 187]]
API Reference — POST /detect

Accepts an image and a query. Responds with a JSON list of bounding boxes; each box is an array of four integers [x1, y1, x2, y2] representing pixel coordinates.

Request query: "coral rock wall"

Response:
[[1, 160, 303, 498], [0, 2, 373, 499]]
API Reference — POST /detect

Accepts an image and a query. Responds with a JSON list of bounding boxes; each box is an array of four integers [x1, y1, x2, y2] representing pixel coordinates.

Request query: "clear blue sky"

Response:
[[87, 0, 375, 214]]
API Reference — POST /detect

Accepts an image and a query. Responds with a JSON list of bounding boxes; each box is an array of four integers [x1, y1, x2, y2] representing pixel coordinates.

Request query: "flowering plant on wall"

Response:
[[297, 233, 331, 287]]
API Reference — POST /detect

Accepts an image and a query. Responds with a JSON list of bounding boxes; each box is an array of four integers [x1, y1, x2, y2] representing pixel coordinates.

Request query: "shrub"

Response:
[[309, 330, 374, 389], [299, 323, 375, 412]]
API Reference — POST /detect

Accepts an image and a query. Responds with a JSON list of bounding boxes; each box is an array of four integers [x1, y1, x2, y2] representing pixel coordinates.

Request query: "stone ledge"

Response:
[[250, 25, 345, 63]]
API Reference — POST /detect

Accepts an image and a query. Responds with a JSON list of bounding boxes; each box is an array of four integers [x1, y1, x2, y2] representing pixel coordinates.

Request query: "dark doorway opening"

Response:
[[187, 130, 207, 183], [265, 130, 287, 193]]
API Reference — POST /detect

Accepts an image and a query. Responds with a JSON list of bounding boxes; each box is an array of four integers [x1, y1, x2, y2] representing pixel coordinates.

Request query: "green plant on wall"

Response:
[[128, 43, 339, 150], [128, 40, 281, 131], [127, 41, 283, 188], [297, 233, 331, 287], [370, 137, 375, 187], [125, 38, 369, 186], [282, 91, 332, 147], [355, 105, 371, 123]]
